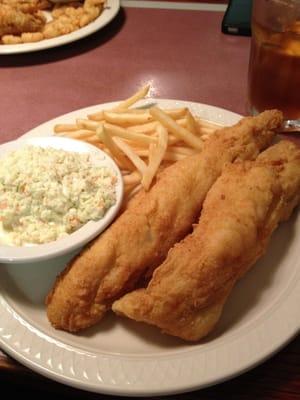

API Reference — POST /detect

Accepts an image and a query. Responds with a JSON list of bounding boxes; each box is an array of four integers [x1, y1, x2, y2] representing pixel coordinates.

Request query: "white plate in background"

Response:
[[0, 0, 120, 54], [0, 100, 299, 396]]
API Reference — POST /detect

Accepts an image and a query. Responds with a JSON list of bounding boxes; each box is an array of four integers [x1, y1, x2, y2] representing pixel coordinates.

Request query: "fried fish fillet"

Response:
[[113, 141, 300, 341], [46, 110, 282, 332], [0, 4, 45, 37]]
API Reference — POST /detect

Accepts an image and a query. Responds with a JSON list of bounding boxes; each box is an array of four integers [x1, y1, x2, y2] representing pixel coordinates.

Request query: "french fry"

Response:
[[96, 125, 134, 171], [76, 119, 102, 131], [123, 171, 142, 185], [142, 124, 168, 190], [164, 108, 188, 119], [103, 111, 153, 126], [149, 107, 203, 151], [197, 126, 218, 136], [124, 181, 140, 196], [87, 85, 150, 120], [134, 148, 186, 162], [127, 121, 158, 134], [56, 129, 96, 140], [54, 124, 79, 133], [167, 134, 182, 145], [104, 123, 156, 145], [88, 110, 105, 121], [89, 107, 186, 125], [113, 109, 150, 114], [196, 117, 221, 135], [113, 137, 147, 175], [84, 135, 102, 145], [185, 110, 200, 136], [89, 108, 149, 123], [197, 118, 221, 129], [52, 85, 226, 202], [88, 85, 150, 121], [114, 107, 188, 119], [114, 84, 150, 111], [176, 118, 188, 128]]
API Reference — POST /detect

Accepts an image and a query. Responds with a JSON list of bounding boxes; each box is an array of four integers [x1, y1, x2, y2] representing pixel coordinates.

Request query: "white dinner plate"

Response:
[[0, 0, 120, 55], [0, 100, 299, 396]]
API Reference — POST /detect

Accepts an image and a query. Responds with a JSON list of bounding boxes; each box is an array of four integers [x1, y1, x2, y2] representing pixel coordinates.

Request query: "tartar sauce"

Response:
[[0, 145, 117, 246]]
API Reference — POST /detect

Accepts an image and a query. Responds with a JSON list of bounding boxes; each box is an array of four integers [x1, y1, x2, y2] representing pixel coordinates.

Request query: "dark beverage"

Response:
[[248, 1, 300, 119]]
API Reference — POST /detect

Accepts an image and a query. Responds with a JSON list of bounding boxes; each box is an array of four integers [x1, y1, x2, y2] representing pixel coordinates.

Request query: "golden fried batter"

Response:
[[0, 4, 45, 37], [0, 1, 51, 13], [113, 141, 300, 341], [46, 110, 282, 333]]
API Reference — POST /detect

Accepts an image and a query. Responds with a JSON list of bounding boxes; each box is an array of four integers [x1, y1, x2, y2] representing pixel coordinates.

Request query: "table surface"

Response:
[[0, 1, 299, 399]]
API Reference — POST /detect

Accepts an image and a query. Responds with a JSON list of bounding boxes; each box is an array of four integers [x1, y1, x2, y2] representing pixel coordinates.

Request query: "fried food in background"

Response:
[[0, 4, 45, 37], [0, 0, 105, 44], [46, 110, 282, 333], [0, 0, 51, 13], [113, 141, 300, 341], [44, 0, 104, 39]]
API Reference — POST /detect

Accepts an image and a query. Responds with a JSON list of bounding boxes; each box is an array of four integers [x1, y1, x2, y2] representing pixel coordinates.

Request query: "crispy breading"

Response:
[[113, 141, 300, 341], [46, 110, 282, 333], [0, 1, 51, 13], [0, 4, 45, 37]]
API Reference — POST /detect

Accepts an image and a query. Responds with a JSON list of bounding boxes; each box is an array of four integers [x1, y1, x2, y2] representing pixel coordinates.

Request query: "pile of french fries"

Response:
[[53, 85, 222, 201]]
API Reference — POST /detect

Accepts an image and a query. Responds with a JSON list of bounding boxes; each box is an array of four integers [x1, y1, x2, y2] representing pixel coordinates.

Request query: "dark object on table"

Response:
[[222, 0, 252, 36]]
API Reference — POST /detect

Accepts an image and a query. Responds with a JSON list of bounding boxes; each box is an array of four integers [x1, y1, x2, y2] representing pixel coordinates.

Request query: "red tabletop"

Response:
[[0, 2, 299, 399], [0, 3, 249, 144]]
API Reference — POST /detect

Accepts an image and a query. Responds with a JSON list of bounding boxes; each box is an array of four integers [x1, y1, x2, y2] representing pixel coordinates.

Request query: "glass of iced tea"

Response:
[[248, 0, 300, 119]]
